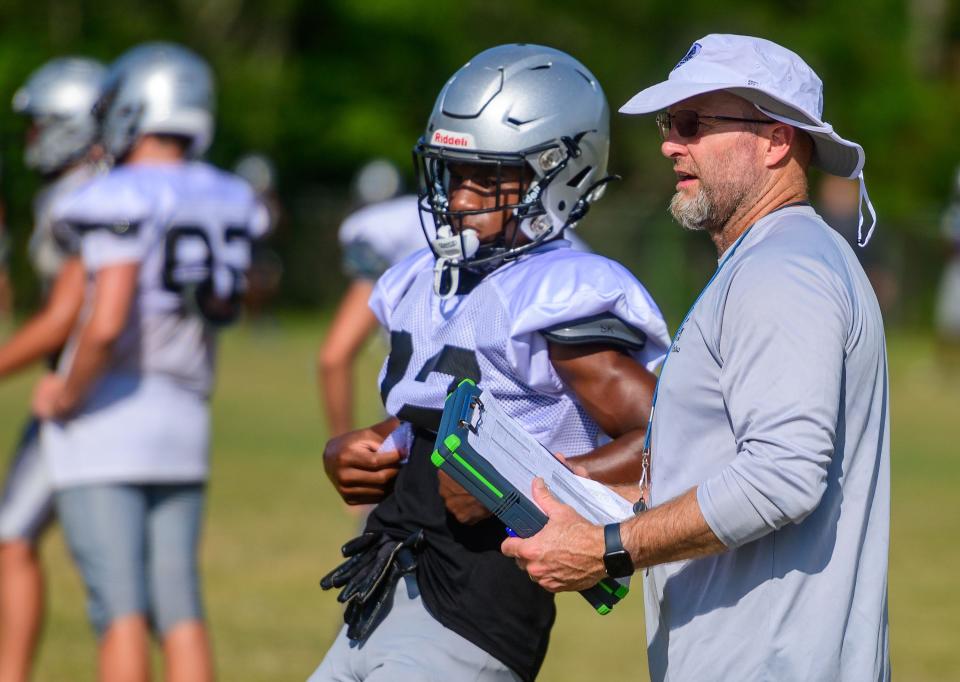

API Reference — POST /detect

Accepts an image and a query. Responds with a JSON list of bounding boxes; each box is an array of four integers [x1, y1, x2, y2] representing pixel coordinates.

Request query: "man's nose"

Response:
[[660, 132, 689, 160]]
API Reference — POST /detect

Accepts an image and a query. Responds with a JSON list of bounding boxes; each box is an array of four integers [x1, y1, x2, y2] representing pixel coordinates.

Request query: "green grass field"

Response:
[[1, 318, 955, 681]]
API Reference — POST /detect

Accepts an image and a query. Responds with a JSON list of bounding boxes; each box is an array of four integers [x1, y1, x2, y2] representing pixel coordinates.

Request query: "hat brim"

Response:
[[619, 80, 863, 178]]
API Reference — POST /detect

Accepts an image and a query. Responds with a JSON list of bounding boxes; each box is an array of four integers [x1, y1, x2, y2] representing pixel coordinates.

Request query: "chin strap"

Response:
[[856, 171, 877, 247], [429, 225, 479, 299], [754, 104, 876, 248], [566, 174, 620, 225], [433, 257, 459, 300]]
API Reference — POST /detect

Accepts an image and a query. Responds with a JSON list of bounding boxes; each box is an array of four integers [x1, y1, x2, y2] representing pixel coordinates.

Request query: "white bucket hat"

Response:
[[621, 34, 876, 246]]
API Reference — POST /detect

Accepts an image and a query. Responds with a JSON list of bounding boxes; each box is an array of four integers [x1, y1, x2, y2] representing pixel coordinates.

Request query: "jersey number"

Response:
[[162, 223, 252, 325], [380, 330, 481, 431]]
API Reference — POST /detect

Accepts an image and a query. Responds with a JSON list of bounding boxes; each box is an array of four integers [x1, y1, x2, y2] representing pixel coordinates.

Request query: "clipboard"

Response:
[[431, 379, 629, 615]]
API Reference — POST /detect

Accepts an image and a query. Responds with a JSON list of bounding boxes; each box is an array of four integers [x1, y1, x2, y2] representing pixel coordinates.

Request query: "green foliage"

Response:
[[0, 0, 955, 312]]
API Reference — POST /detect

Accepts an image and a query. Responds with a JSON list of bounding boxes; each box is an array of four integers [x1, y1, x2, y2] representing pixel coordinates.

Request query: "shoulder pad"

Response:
[[343, 239, 391, 280], [67, 220, 141, 237], [541, 313, 647, 350]]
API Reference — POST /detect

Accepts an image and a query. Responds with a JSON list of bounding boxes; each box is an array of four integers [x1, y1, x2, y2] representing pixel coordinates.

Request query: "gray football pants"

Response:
[[0, 418, 54, 543], [308, 574, 521, 682]]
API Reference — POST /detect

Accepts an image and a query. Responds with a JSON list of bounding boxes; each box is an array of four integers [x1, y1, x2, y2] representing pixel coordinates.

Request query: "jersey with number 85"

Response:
[[52, 161, 268, 396]]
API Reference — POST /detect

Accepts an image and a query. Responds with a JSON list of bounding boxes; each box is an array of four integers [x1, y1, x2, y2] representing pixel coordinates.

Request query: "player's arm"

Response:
[[549, 342, 657, 485], [33, 262, 138, 418], [322, 416, 402, 504], [0, 257, 84, 378], [317, 279, 380, 437]]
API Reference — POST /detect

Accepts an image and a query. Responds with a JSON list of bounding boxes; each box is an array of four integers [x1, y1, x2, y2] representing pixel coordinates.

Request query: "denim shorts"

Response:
[[56, 482, 206, 636]]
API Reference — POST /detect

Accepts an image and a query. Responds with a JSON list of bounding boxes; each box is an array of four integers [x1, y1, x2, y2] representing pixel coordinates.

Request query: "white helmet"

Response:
[[414, 43, 611, 296], [12, 57, 105, 175], [352, 159, 402, 205], [96, 42, 214, 160], [234, 153, 276, 195]]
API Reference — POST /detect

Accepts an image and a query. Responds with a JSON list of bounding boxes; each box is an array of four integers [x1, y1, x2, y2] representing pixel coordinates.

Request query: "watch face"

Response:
[[604, 549, 634, 579]]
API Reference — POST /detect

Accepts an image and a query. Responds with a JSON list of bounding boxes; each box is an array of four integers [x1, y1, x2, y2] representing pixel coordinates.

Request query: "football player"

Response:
[[0, 56, 105, 682], [937, 167, 960, 366], [32, 43, 266, 682], [312, 44, 670, 682], [319, 160, 593, 439], [318, 159, 425, 437], [233, 152, 283, 320]]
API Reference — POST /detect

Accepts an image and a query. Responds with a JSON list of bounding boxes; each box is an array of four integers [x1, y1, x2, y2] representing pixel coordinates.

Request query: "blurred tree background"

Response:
[[0, 0, 957, 326], [0, 4, 957, 679]]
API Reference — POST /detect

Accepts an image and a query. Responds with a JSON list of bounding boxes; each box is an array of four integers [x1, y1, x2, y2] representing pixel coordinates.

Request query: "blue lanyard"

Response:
[[641, 226, 755, 456]]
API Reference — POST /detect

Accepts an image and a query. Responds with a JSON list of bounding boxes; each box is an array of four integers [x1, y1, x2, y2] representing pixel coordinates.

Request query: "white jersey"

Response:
[[42, 160, 267, 488], [371, 240, 670, 455], [338, 195, 426, 280], [29, 163, 102, 287], [53, 161, 267, 395]]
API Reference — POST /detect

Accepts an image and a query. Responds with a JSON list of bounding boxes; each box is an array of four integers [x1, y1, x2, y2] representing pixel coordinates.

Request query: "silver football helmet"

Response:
[[414, 43, 611, 296], [12, 57, 105, 175], [96, 42, 214, 160]]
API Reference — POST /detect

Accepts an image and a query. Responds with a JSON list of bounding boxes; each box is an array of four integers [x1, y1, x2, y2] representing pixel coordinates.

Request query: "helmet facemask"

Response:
[[12, 57, 106, 176], [24, 114, 90, 176], [414, 139, 586, 298], [93, 79, 141, 162]]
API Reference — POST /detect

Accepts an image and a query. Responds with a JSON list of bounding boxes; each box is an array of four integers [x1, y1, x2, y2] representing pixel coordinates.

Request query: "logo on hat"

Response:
[[673, 42, 702, 71]]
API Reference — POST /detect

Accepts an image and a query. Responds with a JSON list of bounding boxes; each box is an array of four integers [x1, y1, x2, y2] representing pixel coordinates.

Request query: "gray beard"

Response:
[[669, 189, 714, 232], [669, 173, 761, 234]]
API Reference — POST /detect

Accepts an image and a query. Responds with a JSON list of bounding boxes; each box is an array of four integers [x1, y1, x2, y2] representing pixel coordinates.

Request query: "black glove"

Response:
[[319, 532, 381, 594], [320, 529, 425, 642]]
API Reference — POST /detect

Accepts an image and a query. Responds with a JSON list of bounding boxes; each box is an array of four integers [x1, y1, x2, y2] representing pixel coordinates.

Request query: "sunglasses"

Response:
[[656, 110, 773, 140]]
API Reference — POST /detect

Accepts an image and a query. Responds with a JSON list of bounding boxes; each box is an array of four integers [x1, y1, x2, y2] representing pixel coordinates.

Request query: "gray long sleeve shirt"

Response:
[[644, 205, 890, 681]]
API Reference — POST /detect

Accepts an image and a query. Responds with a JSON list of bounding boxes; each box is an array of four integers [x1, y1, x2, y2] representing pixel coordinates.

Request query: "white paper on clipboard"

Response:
[[465, 389, 636, 526]]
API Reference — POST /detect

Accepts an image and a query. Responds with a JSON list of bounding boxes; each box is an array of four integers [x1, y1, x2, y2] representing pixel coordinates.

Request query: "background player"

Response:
[[33, 43, 266, 682], [317, 159, 424, 438], [234, 152, 283, 322], [937, 166, 960, 368], [313, 44, 670, 681], [0, 56, 104, 682]]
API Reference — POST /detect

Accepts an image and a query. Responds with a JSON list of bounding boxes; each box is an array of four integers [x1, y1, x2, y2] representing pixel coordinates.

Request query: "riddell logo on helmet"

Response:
[[431, 129, 476, 149]]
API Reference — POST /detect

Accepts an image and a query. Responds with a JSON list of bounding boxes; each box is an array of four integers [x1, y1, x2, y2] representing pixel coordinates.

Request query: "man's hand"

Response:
[[501, 477, 607, 593], [438, 471, 492, 525], [323, 426, 403, 505], [32, 373, 69, 420]]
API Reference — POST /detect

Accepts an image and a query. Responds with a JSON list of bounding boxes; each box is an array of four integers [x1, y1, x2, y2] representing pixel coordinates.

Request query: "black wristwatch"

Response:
[[602, 523, 635, 579]]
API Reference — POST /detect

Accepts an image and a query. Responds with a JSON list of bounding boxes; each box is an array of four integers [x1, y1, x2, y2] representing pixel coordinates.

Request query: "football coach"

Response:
[[502, 34, 890, 681]]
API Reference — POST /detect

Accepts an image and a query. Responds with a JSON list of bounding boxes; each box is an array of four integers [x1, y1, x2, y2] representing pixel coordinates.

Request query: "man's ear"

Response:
[[764, 123, 796, 169]]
